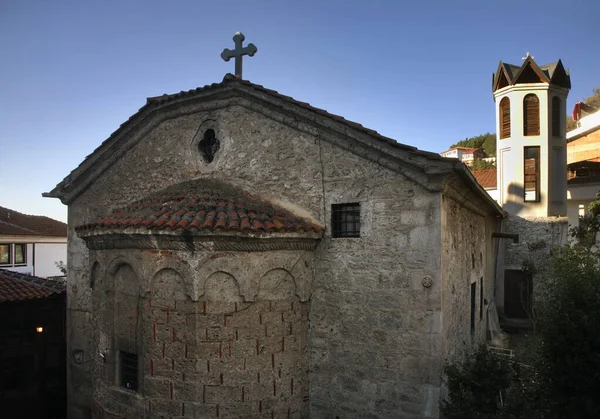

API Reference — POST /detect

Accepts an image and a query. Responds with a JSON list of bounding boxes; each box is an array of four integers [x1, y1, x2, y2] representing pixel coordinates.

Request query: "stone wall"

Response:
[[495, 215, 568, 315], [63, 94, 487, 418], [85, 248, 312, 418], [440, 185, 497, 362]]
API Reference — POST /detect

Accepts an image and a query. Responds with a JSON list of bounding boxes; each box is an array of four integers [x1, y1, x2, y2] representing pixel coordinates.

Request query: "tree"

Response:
[[471, 159, 496, 170], [449, 133, 496, 157], [567, 87, 600, 132], [534, 245, 600, 418]]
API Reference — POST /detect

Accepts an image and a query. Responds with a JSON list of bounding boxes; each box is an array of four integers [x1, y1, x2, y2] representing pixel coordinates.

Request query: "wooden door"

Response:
[[504, 269, 532, 318]]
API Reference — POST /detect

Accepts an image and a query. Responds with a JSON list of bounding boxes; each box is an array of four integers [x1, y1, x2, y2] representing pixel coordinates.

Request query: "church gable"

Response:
[[46, 74, 461, 208]]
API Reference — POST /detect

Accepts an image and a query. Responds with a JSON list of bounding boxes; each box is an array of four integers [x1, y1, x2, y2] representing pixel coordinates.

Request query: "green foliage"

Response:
[[569, 191, 600, 246], [471, 159, 496, 170], [441, 346, 515, 419], [450, 133, 496, 157], [534, 245, 600, 418], [54, 260, 67, 275]]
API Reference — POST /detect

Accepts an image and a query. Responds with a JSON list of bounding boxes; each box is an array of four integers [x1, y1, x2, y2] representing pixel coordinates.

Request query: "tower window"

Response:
[[332, 203, 360, 238], [523, 94, 540, 136], [499, 97, 511, 139], [119, 351, 138, 391], [198, 129, 220, 163], [524, 146, 540, 202], [552, 97, 561, 137]]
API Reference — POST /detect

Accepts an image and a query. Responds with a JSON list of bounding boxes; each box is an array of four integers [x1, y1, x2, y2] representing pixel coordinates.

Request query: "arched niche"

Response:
[[258, 268, 297, 300], [203, 271, 242, 302], [151, 268, 189, 308]]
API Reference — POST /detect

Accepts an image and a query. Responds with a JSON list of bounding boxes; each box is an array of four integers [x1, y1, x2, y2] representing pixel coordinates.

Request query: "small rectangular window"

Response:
[[479, 277, 484, 320], [524, 147, 540, 202], [120, 351, 138, 391], [471, 282, 477, 336], [552, 97, 561, 137], [14, 244, 26, 265], [579, 204, 586, 218], [0, 244, 10, 265], [332, 203, 360, 238]]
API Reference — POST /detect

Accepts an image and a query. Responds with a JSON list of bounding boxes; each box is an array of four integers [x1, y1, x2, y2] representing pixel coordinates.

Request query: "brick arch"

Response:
[[196, 260, 252, 301], [257, 268, 297, 300], [203, 271, 243, 302], [150, 268, 190, 306], [148, 258, 196, 300]]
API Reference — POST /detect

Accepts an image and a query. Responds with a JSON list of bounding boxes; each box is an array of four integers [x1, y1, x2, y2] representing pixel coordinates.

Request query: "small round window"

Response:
[[198, 129, 220, 163]]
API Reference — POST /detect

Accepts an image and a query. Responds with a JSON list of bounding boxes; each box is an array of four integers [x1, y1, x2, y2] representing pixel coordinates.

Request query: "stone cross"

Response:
[[522, 51, 534, 61], [221, 32, 257, 79]]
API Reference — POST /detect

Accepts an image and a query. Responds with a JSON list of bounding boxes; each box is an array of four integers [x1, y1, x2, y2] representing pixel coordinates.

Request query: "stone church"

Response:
[[45, 38, 568, 418]]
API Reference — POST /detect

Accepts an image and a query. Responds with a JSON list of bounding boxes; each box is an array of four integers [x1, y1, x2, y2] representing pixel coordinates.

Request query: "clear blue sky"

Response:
[[1, 0, 598, 223]]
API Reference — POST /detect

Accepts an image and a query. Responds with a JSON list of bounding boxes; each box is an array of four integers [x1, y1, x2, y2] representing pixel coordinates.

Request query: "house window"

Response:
[[0, 244, 10, 265], [332, 203, 360, 238], [198, 129, 220, 163], [14, 244, 26, 265], [499, 97, 511, 139], [524, 146, 540, 202], [552, 96, 561, 137], [523, 94, 540, 136], [120, 351, 138, 391], [578, 204, 586, 218]]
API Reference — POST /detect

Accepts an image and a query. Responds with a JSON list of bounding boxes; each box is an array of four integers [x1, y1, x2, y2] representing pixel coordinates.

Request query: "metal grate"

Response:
[[120, 351, 138, 391], [332, 203, 360, 238]]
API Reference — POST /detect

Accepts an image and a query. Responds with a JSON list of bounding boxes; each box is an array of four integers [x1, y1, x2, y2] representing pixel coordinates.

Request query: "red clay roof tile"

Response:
[[76, 179, 323, 236], [471, 169, 497, 189], [0, 269, 66, 303], [0, 206, 67, 237]]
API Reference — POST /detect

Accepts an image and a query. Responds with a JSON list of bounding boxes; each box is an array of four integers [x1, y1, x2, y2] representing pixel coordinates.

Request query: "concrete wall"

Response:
[[64, 94, 485, 418]]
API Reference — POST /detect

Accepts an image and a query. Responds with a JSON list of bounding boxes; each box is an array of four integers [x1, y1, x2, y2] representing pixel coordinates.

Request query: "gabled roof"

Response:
[[44, 74, 461, 204], [493, 57, 571, 92], [0, 269, 65, 303], [76, 179, 323, 237], [471, 169, 497, 189], [0, 206, 67, 237], [44, 74, 504, 218]]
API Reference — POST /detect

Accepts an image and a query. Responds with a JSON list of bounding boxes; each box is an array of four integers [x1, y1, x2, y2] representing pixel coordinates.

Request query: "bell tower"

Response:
[[493, 54, 571, 217]]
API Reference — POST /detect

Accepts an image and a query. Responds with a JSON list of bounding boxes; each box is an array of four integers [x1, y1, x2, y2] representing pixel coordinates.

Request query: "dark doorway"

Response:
[[504, 269, 532, 318]]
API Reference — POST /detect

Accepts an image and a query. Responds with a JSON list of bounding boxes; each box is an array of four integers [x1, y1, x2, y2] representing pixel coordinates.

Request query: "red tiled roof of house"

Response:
[[0, 269, 66, 303], [472, 169, 497, 189], [0, 206, 67, 237], [76, 179, 323, 236]]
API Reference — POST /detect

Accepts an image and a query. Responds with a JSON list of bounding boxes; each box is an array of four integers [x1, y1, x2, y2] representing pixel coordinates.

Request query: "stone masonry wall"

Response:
[[88, 248, 312, 419], [440, 190, 496, 362], [65, 96, 463, 418], [496, 215, 568, 315]]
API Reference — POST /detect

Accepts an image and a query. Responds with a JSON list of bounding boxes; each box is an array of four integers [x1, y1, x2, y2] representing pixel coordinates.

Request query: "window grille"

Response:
[[120, 351, 138, 391], [332, 203, 360, 238]]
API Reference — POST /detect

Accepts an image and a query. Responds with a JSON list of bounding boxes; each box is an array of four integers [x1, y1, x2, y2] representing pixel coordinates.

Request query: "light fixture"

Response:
[[36, 326, 43, 333]]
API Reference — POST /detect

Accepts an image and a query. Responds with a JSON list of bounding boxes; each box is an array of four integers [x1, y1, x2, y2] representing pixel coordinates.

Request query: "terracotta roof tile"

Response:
[[0, 269, 66, 303], [0, 206, 67, 237], [471, 169, 497, 189], [76, 179, 323, 236]]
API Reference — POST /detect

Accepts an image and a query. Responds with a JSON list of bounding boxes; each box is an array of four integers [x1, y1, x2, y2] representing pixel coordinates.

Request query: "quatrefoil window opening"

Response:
[[198, 129, 220, 163]]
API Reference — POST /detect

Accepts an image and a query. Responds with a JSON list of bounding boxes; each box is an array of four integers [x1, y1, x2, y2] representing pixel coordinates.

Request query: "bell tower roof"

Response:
[[492, 57, 571, 92]]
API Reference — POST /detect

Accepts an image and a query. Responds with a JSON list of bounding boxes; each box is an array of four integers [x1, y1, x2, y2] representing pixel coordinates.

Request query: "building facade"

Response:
[[46, 74, 502, 419], [0, 206, 67, 278]]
